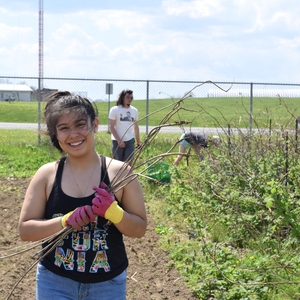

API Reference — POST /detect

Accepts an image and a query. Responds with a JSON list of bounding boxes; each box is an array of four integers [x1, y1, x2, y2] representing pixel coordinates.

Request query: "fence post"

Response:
[[38, 77, 41, 146], [250, 82, 253, 133], [268, 119, 272, 147], [296, 118, 298, 152], [106, 83, 113, 133], [285, 131, 289, 186], [146, 80, 149, 135], [227, 124, 231, 156]]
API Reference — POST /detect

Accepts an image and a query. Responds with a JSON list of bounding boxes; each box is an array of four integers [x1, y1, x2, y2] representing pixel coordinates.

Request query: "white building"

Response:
[[0, 84, 33, 102]]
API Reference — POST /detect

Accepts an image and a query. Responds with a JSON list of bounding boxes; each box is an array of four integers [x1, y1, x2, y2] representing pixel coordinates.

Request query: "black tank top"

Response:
[[41, 155, 128, 283]]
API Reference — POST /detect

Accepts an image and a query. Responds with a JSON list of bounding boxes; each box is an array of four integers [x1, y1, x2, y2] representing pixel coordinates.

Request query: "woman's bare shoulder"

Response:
[[104, 156, 121, 169], [30, 160, 59, 184], [38, 160, 59, 173]]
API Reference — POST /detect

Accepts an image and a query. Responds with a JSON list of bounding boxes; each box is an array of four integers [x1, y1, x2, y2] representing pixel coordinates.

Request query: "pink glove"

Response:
[[61, 205, 96, 231], [92, 183, 124, 224]]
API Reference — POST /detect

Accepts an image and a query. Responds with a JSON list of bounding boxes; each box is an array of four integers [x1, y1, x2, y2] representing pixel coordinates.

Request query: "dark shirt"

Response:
[[184, 132, 208, 147], [41, 155, 128, 283]]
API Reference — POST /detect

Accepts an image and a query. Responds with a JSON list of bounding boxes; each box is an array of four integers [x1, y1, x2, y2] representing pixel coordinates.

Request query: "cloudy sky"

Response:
[[1, 0, 300, 84]]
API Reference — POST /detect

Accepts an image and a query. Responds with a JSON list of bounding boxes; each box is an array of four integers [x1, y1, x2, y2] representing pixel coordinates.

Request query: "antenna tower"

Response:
[[39, 0, 44, 99]]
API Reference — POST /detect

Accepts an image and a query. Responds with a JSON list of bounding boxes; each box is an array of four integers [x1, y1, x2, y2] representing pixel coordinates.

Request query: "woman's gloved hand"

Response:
[[92, 183, 124, 224], [61, 205, 95, 231]]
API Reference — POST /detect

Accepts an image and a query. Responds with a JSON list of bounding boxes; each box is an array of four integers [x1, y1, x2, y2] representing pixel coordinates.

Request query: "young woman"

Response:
[[18, 91, 147, 300]]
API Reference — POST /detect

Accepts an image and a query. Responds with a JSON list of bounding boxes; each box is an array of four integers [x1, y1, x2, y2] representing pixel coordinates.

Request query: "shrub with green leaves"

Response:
[[144, 133, 300, 299]]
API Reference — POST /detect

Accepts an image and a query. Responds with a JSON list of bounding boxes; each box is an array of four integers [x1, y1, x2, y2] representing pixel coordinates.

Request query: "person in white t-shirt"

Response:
[[109, 90, 141, 163]]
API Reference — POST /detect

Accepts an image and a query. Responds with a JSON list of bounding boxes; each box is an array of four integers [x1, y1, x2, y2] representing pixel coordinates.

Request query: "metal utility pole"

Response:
[[39, 0, 44, 90], [38, 0, 44, 144]]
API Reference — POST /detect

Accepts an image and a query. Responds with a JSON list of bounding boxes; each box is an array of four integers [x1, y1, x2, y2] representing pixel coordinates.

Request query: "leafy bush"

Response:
[[144, 133, 300, 299]]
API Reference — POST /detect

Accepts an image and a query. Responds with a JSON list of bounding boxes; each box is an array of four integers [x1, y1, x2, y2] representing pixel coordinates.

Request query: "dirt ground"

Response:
[[0, 178, 199, 300]]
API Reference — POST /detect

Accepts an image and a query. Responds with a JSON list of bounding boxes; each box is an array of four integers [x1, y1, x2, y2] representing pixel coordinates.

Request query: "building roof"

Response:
[[0, 84, 33, 92]]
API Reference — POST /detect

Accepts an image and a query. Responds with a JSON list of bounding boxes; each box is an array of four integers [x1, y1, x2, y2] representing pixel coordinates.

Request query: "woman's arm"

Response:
[[114, 178, 147, 238], [18, 163, 62, 241], [109, 160, 147, 238]]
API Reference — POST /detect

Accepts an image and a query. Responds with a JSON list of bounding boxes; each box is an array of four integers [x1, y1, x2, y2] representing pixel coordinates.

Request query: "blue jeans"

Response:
[[36, 263, 126, 300], [112, 138, 135, 162]]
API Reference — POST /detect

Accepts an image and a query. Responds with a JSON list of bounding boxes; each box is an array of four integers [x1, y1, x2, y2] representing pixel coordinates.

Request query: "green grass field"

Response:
[[1, 96, 300, 129], [2, 125, 300, 298]]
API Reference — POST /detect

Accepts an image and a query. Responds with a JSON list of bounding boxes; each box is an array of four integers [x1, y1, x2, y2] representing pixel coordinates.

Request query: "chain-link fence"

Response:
[[1, 76, 300, 136]]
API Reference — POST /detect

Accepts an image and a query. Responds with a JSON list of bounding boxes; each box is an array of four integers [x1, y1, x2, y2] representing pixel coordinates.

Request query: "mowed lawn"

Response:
[[1, 96, 300, 129]]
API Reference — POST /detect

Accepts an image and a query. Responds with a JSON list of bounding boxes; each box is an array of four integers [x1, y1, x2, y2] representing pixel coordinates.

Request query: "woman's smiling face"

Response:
[[56, 112, 97, 155]]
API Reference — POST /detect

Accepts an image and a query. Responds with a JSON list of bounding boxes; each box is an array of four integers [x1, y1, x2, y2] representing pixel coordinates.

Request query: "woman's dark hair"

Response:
[[116, 89, 133, 106], [44, 91, 98, 152]]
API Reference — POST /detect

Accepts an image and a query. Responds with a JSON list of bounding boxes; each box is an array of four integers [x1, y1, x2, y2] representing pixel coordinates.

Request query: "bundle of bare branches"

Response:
[[0, 81, 231, 299]]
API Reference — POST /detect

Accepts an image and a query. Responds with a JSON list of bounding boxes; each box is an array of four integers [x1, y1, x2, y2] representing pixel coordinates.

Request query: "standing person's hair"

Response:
[[44, 91, 98, 153], [116, 90, 133, 106]]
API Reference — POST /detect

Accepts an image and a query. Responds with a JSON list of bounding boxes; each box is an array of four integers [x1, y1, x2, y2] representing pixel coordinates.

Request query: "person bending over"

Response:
[[174, 131, 221, 166]]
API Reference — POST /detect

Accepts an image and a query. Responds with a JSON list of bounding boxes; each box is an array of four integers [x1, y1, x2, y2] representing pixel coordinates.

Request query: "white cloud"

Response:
[[0, 0, 300, 83], [53, 23, 93, 42], [0, 23, 31, 40], [162, 0, 224, 18], [13, 42, 38, 55], [92, 10, 154, 36]]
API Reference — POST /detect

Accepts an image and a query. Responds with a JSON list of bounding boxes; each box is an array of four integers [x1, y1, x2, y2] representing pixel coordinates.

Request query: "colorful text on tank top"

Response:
[[53, 215, 111, 273]]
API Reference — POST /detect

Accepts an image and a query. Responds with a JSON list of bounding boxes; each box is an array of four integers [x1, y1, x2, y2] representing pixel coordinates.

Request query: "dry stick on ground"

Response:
[[2, 81, 232, 299]]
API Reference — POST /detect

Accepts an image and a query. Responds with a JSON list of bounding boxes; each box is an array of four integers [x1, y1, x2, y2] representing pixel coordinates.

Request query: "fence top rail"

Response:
[[0, 75, 300, 87]]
